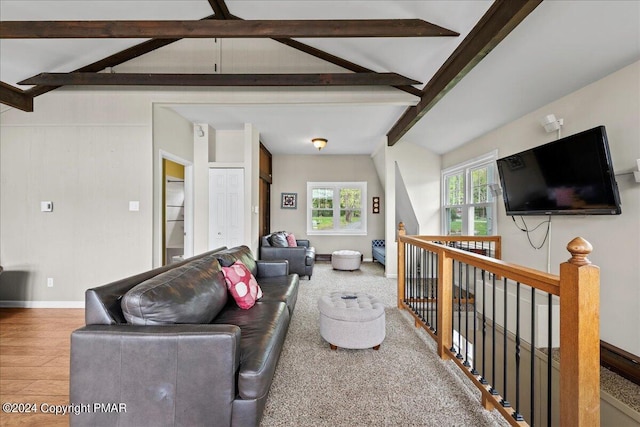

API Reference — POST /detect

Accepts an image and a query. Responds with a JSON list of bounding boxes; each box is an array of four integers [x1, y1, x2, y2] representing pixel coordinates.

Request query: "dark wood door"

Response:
[[259, 143, 272, 239], [259, 178, 270, 237]]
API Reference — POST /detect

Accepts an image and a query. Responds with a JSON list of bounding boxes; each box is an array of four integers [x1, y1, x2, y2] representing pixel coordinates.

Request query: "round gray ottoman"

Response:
[[331, 250, 362, 271], [318, 292, 385, 350]]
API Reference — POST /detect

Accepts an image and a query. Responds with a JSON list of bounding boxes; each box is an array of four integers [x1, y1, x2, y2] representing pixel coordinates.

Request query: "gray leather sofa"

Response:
[[260, 232, 315, 279], [70, 245, 299, 427]]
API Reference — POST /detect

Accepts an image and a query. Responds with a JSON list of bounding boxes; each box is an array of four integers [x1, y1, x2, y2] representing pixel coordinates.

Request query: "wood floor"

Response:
[[0, 308, 85, 427]]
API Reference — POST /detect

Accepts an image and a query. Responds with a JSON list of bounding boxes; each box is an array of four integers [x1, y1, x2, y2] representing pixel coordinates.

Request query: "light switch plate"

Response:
[[129, 201, 140, 211], [41, 201, 53, 212]]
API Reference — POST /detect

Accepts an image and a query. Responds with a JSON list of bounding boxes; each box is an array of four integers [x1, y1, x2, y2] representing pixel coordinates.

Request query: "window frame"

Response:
[[441, 151, 498, 236], [307, 181, 367, 236]]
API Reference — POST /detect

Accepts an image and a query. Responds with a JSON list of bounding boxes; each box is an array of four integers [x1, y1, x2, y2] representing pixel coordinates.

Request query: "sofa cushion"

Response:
[[215, 245, 258, 277], [121, 255, 227, 325], [256, 275, 299, 314], [211, 302, 290, 400], [269, 232, 289, 248], [286, 233, 297, 247], [222, 261, 263, 310]]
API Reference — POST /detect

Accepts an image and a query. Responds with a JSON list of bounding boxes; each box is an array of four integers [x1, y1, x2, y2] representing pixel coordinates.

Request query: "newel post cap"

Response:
[[566, 237, 593, 266]]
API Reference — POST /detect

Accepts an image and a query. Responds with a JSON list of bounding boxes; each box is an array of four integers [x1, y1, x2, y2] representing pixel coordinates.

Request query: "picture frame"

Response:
[[281, 192, 297, 209]]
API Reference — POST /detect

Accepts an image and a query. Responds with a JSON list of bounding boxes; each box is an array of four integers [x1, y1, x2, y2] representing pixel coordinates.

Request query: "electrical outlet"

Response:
[[47, 278, 54, 288]]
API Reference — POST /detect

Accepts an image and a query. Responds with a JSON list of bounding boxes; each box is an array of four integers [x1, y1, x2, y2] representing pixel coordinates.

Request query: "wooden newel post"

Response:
[[397, 222, 406, 309], [437, 244, 453, 359], [559, 237, 600, 427]]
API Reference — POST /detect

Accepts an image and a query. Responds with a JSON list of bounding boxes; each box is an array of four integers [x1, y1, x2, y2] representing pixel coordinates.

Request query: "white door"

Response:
[[209, 168, 244, 250]]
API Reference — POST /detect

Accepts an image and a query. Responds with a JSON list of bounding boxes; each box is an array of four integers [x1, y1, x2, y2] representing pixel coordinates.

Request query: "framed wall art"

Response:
[[281, 192, 297, 209]]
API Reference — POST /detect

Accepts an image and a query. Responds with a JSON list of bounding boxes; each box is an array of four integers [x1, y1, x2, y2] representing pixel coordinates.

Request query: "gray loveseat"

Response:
[[70, 245, 299, 427], [260, 232, 315, 278]]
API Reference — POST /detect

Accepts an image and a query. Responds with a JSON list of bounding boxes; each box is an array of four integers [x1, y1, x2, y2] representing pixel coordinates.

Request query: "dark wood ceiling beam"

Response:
[[387, 0, 543, 146], [25, 15, 216, 97], [19, 72, 421, 87], [206, 0, 422, 97], [0, 82, 34, 112], [0, 19, 459, 39], [273, 38, 422, 97], [208, 0, 232, 19]]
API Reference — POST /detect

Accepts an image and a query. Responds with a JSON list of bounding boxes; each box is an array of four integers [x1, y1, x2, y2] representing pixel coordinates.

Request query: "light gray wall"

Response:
[[152, 106, 195, 266], [0, 90, 154, 304], [374, 140, 442, 277], [395, 163, 419, 236], [270, 155, 384, 259], [442, 60, 640, 356]]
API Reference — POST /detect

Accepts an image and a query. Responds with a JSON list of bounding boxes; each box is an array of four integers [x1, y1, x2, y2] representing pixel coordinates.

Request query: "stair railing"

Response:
[[397, 222, 600, 427]]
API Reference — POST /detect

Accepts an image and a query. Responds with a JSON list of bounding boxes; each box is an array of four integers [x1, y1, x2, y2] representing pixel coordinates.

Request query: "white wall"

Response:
[[270, 154, 384, 259], [152, 106, 195, 266], [0, 90, 154, 304], [441, 61, 640, 355], [376, 139, 442, 277]]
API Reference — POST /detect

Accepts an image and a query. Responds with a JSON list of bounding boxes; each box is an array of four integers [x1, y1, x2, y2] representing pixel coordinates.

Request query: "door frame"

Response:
[[158, 150, 194, 265]]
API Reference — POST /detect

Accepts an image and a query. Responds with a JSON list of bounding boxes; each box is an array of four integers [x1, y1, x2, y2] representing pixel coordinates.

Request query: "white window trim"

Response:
[[441, 150, 499, 236], [307, 181, 367, 236]]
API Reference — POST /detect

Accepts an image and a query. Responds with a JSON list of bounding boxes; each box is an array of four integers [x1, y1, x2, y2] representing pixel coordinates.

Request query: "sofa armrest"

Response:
[[70, 324, 241, 426], [260, 246, 306, 260], [257, 260, 289, 278], [296, 239, 310, 248]]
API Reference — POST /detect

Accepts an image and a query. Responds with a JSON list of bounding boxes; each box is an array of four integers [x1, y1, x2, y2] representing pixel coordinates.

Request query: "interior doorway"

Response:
[[161, 153, 194, 265]]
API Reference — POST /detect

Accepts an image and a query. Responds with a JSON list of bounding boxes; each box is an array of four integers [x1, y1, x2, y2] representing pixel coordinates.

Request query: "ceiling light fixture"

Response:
[[312, 138, 327, 151]]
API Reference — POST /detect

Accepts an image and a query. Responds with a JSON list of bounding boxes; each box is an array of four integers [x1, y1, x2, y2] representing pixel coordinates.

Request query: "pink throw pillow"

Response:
[[221, 261, 263, 309], [286, 233, 297, 247]]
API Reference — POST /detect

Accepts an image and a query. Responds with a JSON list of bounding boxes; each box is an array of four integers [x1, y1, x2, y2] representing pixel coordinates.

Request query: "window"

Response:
[[442, 152, 498, 236], [307, 182, 367, 235]]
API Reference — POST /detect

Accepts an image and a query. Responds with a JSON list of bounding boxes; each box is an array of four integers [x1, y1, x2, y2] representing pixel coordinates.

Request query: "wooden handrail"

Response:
[[397, 223, 601, 427], [399, 233, 560, 296]]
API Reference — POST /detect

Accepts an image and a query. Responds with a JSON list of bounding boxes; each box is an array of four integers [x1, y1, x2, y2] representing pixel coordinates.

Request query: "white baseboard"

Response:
[[0, 300, 85, 308], [385, 273, 397, 279]]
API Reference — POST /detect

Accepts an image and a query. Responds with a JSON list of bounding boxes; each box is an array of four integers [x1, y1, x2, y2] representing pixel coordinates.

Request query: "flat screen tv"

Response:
[[496, 125, 621, 216]]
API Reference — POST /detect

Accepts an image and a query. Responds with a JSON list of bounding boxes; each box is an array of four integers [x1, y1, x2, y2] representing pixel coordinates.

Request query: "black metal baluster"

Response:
[[424, 249, 429, 328], [501, 277, 510, 407], [404, 243, 409, 306], [480, 269, 488, 385], [547, 293, 553, 427], [420, 247, 424, 320], [415, 246, 420, 319], [434, 252, 439, 335], [451, 259, 458, 354], [530, 288, 536, 426], [410, 245, 416, 315], [464, 262, 471, 367], [427, 250, 433, 330], [512, 282, 524, 421], [490, 273, 499, 395], [471, 266, 479, 376], [456, 260, 463, 359], [421, 248, 426, 323]]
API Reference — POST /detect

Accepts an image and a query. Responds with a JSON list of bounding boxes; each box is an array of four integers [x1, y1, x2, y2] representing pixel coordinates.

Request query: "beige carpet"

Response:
[[261, 262, 509, 426]]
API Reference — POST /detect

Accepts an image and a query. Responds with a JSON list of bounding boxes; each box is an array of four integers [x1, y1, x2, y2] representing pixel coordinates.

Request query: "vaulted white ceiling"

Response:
[[1, 1, 639, 155]]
